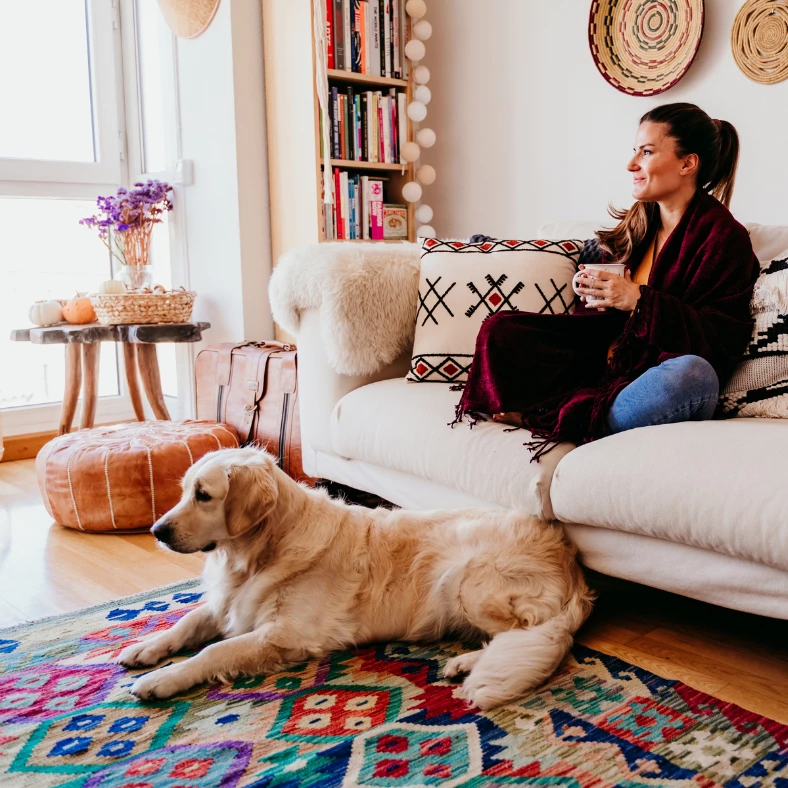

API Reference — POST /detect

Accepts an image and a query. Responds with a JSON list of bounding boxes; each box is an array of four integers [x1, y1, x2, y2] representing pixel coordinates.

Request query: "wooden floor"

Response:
[[1, 458, 786, 723]]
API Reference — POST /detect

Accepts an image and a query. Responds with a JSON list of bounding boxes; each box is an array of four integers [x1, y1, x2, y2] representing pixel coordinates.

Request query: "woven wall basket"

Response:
[[589, 0, 706, 96], [157, 0, 221, 39], [732, 0, 788, 85]]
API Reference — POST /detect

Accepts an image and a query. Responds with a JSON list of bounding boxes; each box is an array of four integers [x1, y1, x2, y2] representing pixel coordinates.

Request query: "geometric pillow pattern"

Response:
[[408, 238, 584, 382], [720, 250, 788, 418]]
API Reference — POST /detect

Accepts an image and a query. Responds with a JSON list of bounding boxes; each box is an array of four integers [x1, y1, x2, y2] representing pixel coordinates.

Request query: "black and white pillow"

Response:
[[408, 237, 583, 383], [719, 250, 788, 417]]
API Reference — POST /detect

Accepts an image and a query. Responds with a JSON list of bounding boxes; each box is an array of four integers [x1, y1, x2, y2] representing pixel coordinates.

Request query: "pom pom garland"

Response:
[[414, 65, 431, 84], [402, 182, 423, 203], [405, 0, 427, 19], [417, 225, 436, 237], [416, 164, 436, 185], [412, 19, 433, 40], [401, 141, 421, 163], [404, 39, 426, 61], [414, 85, 432, 104], [407, 101, 428, 122], [416, 128, 436, 147], [416, 204, 433, 223]]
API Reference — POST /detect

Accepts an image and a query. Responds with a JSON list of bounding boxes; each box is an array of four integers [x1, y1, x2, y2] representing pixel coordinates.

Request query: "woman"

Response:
[[455, 103, 759, 461]]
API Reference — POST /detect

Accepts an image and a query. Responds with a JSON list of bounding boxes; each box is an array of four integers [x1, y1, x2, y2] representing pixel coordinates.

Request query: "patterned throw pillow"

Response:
[[408, 238, 583, 383], [719, 249, 788, 417]]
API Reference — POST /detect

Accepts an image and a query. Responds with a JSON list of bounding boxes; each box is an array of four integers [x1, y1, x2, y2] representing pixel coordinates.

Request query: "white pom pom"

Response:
[[405, 0, 427, 19], [418, 225, 437, 238], [416, 128, 436, 148], [404, 39, 426, 62], [416, 204, 433, 223], [412, 19, 433, 40], [413, 65, 431, 84], [417, 164, 436, 185], [413, 85, 432, 105], [407, 101, 427, 122], [402, 181, 423, 203], [400, 141, 421, 163]]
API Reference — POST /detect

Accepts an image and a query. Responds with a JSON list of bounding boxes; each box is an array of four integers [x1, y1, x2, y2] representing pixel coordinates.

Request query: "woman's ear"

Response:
[[224, 461, 279, 537], [681, 152, 699, 178]]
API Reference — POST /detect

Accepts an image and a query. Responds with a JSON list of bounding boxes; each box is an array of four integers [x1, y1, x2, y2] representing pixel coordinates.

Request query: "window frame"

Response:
[[0, 0, 125, 188]]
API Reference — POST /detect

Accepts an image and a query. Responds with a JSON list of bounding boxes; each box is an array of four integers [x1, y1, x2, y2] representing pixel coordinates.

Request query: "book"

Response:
[[334, 0, 345, 70], [372, 1, 381, 77], [334, 168, 343, 239], [384, 203, 408, 239], [331, 87, 340, 159], [327, 0, 335, 70], [340, 170, 350, 238], [392, 0, 400, 78], [342, 0, 352, 72], [383, 0, 391, 77], [401, 0, 409, 78], [352, 0, 361, 73], [359, 0, 367, 74], [389, 88, 398, 162], [361, 175, 370, 238], [369, 179, 384, 240], [398, 92, 407, 164], [382, 95, 391, 163]]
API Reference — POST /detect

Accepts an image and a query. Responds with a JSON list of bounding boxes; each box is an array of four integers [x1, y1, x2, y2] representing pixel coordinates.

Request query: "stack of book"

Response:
[[325, 87, 407, 163], [323, 170, 408, 241], [327, 0, 410, 78]]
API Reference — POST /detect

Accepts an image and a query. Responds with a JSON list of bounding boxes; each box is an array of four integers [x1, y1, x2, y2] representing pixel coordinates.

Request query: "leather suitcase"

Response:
[[195, 341, 315, 484]]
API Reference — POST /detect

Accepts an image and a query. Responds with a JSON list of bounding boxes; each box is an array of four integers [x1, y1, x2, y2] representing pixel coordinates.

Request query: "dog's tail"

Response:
[[460, 586, 593, 710]]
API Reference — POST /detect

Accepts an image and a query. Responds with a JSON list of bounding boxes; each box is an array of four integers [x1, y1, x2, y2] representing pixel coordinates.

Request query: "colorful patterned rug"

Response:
[[1, 581, 786, 787]]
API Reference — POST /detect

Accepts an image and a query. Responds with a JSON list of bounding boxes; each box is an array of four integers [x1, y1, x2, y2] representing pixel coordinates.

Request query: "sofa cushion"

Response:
[[329, 378, 573, 519], [550, 419, 788, 572], [409, 238, 582, 383]]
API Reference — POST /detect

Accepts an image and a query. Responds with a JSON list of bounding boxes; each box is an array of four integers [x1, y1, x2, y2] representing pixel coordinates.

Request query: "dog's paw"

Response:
[[130, 665, 191, 701], [117, 639, 172, 669], [443, 650, 483, 680]]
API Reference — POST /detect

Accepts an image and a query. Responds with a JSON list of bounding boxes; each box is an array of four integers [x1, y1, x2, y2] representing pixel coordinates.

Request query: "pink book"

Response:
[[369, 179, 384, 240]]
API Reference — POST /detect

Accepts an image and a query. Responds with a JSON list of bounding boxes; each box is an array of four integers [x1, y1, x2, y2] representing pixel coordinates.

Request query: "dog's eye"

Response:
[[195, 487, 212, 503]]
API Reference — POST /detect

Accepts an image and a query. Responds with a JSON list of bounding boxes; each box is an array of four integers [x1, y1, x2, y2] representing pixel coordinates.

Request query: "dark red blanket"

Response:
[[454, 191, 760, 461]]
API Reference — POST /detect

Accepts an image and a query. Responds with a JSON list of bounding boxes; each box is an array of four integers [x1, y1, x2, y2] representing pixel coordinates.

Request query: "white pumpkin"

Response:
[[29, 300, 63, 327], [98, 279, 127, 295]]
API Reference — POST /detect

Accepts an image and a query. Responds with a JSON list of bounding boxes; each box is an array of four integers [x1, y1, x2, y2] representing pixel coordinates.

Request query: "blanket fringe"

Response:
[[449, 405, 487, 430], [523, 436, 564, 464]]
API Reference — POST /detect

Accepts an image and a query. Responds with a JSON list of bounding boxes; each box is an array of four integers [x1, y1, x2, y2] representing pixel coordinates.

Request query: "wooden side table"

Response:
[[10, 322, 210, 435]]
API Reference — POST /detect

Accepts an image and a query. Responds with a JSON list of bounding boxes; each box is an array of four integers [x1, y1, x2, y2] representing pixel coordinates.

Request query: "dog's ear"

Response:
[[224, 461, 278, 537]]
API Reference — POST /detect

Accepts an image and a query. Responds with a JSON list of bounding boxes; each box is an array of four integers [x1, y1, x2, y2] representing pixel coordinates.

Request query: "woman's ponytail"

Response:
[[708, 119, 739, 208]]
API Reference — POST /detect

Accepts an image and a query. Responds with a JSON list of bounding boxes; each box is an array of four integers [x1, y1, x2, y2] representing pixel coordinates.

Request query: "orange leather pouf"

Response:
[[36, 421, 240, 532]]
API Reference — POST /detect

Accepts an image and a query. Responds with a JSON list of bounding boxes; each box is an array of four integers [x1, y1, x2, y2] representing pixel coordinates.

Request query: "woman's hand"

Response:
[[576, 265, 642, 312]]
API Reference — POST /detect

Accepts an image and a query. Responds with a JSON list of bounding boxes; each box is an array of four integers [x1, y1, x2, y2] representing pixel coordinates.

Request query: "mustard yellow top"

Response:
[[607, 237, 656, 362]]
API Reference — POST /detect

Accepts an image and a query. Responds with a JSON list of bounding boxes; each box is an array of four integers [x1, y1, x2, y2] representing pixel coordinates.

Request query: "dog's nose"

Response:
[[151, 520, 173, 544]]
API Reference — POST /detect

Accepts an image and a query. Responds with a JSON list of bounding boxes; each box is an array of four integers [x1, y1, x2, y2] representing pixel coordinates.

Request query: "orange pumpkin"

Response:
[[62, 294, 96, 324]]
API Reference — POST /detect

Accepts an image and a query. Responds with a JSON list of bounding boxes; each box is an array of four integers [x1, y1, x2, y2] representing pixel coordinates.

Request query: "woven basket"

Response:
[[90, 289, 195, 325], [589, 0, 705, 96], [732, 0, 788, 85]]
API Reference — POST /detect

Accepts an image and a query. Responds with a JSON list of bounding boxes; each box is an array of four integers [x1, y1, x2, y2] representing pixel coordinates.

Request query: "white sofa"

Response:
[[289, 222, 788, 621]]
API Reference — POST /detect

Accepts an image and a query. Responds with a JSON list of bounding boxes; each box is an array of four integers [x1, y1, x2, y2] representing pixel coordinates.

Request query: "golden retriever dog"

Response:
[[118, 448, 593, 709]]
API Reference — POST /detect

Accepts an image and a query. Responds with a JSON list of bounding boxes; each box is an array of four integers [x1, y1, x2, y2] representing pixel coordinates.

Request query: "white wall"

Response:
[[421, 0, 788, 239], [176, 0, 273, 343]]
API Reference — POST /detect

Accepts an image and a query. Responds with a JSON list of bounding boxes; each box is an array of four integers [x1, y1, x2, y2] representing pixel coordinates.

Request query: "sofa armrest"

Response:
[[298, 308, 412, 463]]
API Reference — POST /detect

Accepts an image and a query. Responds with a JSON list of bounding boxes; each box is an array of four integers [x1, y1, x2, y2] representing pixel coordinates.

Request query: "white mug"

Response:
[[572, 263, 626, 303]]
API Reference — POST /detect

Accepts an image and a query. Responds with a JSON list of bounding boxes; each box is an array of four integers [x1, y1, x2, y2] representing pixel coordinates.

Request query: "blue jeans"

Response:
[[606, 355, 719, 434]]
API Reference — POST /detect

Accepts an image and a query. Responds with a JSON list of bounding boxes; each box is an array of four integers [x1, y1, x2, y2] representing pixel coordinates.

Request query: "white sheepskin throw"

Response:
[[269, 242, 420, 376]]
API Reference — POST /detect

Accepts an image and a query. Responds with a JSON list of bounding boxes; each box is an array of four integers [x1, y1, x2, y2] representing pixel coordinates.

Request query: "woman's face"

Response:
[[627, 121, 696, 202]]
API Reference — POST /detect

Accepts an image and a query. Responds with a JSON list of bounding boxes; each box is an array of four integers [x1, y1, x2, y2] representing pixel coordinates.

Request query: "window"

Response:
[[0, 0, 188, 436]]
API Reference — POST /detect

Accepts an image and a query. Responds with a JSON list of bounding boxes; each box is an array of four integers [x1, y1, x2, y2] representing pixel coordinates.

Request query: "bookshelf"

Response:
[[262, 0, 415, 264]]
